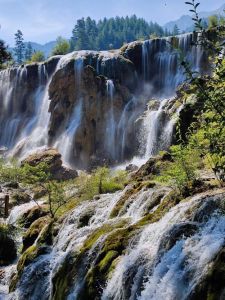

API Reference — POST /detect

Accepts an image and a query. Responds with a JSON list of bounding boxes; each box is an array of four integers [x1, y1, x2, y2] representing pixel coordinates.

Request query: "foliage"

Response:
[[208, 15, 225, 29], [51, 36, 70, 55], [168, 0, 225, 186], [24, 42, 33, 61], [20, 163, 72, 218], [14, 30, 25, 64], [0, 39, 11, 69], [0, 159, 74, 219], [158, 145, 201, 195], [0, 157, 23, 183], [30, 50, 45, 62], [77, 167, 128, 200], [70, 15, 170, 51]]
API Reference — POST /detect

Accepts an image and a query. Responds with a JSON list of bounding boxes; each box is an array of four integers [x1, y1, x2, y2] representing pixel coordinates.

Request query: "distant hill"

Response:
[[25, 41, 57, 57], [164, 4, 225, 33], [9, 41, 57, 59]]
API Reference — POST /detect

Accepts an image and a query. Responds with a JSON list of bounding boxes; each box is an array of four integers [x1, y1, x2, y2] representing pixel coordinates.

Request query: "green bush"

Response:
[[51, 36, 70, 56], [78, 167, 128, 200], [158, 145, 201, 195]]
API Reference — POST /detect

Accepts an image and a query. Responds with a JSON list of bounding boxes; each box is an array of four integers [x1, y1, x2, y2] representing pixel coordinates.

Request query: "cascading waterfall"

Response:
[[0, 32, 207, 167], [54, 57, 84, 165], [141, 33, 205, 97], [7, 184, 225, 299], [140, 99, 176, 159], [105, 79, 116, 159], [10, 65, 51, 158], [55, 99, 83, 165]]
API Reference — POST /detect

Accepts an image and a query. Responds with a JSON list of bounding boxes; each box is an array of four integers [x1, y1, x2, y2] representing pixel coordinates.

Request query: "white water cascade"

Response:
[[105, 79, 116, 159], [54, 57, 84, 165], [0, 32, 207, 167], [6, 185, 225, 299]]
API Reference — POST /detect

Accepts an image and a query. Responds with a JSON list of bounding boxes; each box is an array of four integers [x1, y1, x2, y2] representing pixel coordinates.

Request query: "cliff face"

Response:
[[0, 33, 208, 168], [47, 51, 138, 168]]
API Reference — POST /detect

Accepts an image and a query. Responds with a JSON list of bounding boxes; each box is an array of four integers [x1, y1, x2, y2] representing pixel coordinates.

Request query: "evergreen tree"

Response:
[[24, 42, 33, 61], [172, 24, 180, 36], [14, 30, 25, 64], [71, 18, 89, 50], [0, 39, 11, 69], [70, 16, 167, 51]]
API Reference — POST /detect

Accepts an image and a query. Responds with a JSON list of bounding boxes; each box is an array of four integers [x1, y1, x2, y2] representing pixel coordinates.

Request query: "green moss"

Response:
[[10, 218, 54, 292], [12, 191, 31, 204], [136, 190, 180, 227], [98, 250, 118, 272], [22, 216, 50, 252], [18, 205, 48, 228], [110, 186, 139, 218], [82, 220, 128, 252], [51, 253, 75, 300], [9, 244, 38, 291]]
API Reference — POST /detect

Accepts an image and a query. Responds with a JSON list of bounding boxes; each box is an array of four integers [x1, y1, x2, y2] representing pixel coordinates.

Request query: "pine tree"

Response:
[[0, 39, 11, 69], [14, 30, 25, 64], [70, 16, 167, 51], [71, 18, 89, 50], [24, 42, 33, 61], [172, 24, 180, 36]]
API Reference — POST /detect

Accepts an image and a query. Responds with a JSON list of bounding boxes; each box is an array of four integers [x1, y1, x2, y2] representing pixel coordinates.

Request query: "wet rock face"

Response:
[[48, 54, 139, 168]]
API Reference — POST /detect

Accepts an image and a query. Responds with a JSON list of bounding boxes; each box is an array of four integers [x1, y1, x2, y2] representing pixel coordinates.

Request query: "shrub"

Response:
[[158, 145, 201, 195], [78, 167, 128, 200]]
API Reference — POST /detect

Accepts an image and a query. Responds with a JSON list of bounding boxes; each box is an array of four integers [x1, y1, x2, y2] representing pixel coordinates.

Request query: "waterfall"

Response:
[[10, 65, 51, 158], [0, 32, 208, 167], [54, 99, 83, 165], [141, 33, 205, 97], [7, 184, 225, 299], [140, 99, 176, 159], [105, 79, 116, 159]]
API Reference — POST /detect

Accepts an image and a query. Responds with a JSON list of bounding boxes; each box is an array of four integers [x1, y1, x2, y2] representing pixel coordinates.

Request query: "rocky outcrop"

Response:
[[21, 148, 78, 180]]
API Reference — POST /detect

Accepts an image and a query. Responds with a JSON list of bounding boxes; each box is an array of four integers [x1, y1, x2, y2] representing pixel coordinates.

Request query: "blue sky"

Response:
[[0, 0, 224, 45]]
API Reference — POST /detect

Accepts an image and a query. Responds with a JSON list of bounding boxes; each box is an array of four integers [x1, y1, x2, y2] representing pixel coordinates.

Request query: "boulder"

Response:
[[21, 148, 78, 181], [19, 206, 48, 229]]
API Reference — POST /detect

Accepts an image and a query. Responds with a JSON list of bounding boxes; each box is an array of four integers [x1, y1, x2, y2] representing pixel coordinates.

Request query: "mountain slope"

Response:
[[164, 4, 225, 32]]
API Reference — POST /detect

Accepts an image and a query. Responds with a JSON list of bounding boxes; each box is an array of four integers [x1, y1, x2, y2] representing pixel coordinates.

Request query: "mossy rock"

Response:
[[0, 230, 17, 266], [9, 244, 38, 292], [52, 220, 129, 300], [18, 205, 48, 228], [22, 216, 51, 252], [110, 186, 139, 218], [136, 190, 180, 227], [10, 220, 54, 292]]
